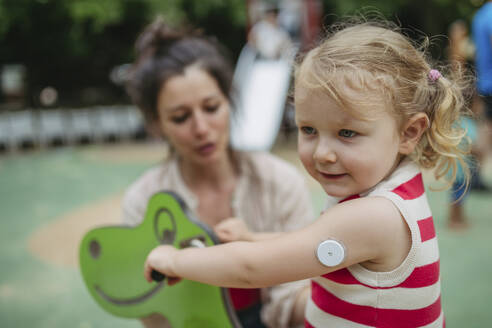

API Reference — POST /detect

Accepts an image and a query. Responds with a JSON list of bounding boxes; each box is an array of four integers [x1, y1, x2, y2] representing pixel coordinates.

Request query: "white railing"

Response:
[[0, 105, 146, 152]]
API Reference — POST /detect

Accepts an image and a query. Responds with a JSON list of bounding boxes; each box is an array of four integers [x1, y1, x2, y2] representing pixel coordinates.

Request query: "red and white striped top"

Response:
[[305, 160, 444, 328]]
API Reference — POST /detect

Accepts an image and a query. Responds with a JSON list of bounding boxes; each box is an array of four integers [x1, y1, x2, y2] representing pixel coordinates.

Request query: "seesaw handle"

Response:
[[151, 270, 166, 282], [150, 238, 206, 282]]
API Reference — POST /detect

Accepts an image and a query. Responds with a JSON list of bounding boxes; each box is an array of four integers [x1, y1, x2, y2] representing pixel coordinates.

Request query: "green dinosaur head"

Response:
[[79, 191, 239, 327]]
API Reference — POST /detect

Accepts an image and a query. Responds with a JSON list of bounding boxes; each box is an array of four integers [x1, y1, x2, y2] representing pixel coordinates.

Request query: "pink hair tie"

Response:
[[428, 69, 441, 82]]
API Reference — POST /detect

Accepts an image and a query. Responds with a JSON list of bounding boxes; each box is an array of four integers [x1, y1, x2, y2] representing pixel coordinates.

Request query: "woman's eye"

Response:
[[171, 113, 189, 124], [204, 105, 219, 113], [300, 126, 316, 135], [339, 129, 357, 138]]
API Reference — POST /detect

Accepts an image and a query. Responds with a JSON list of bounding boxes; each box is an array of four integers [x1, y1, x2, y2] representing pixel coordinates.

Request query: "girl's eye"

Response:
[[338, 129, 357, 138], [171, 113, 190, 124], [300, 126, 316, 135]]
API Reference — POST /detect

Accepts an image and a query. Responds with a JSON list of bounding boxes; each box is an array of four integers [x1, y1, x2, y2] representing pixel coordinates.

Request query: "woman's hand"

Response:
[[214, 217, 253, 242], [144, 245, 180, 283]]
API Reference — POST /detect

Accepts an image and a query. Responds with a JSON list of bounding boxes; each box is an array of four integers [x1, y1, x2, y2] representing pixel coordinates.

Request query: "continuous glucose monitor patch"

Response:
[[316, 239, 346, 267]]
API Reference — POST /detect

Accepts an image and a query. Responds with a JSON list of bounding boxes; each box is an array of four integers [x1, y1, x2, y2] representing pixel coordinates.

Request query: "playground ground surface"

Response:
[[1, 138, 491, 327]]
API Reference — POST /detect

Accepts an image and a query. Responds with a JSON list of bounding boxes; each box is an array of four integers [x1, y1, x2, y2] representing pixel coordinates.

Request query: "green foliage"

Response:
[[179, 0, 247, 55], [321, 0, 480, 35], [67, 0, 125, 32], [0, 0, 9, 36], [0, 0, 247, 107], [0, 0, 483, 107], [320, 0, 483, 60]]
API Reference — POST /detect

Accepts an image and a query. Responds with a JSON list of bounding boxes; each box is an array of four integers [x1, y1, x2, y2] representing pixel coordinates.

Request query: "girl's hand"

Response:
[[214, 217, 253, 242], [144, 245, 180, 283]]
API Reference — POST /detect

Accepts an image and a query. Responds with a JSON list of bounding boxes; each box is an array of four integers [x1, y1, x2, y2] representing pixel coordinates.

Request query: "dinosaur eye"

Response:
[[161, 229, 175, 244], [89, 239, 101, 259], [154, 208, 177, 245]]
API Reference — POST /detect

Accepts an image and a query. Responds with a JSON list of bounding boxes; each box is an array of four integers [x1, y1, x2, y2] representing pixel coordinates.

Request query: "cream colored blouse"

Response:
[[122, 151, 314, 328]]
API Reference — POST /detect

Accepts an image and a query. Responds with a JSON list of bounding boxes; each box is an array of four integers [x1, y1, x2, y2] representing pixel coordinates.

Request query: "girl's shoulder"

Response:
[[367, 159, 423, 199], [364, 159, 429, 227]]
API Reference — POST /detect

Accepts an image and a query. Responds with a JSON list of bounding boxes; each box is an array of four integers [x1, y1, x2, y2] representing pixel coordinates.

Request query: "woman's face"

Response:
[[156, 65, 231, 166]]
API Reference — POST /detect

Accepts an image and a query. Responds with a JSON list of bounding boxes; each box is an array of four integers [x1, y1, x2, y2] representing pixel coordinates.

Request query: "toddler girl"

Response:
[[144, 21, 469, 327]]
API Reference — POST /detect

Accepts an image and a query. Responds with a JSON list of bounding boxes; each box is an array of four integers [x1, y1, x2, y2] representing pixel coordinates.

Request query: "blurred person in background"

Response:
[[124, 18, 314, 328], [446, 19, 490, 230], [472, 0, 492, 156], [448, 20, 475, 71], [277, 0, 303, 42], [247, 3, 294, 59]]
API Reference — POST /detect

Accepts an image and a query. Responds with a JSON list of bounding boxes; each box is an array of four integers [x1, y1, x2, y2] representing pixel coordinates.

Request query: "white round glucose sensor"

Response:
[[316, 239, 346, 267]]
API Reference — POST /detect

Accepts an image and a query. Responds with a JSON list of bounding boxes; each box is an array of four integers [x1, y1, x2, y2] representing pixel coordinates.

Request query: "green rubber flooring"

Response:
[[1, 141, 491, 327]]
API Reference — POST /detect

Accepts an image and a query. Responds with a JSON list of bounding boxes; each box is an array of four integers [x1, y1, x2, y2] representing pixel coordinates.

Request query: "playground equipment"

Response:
[[0, 106, 145, 151], [79, 191, 240, 328], [230, 0, 322, 152], [230, 45, 294, 151]]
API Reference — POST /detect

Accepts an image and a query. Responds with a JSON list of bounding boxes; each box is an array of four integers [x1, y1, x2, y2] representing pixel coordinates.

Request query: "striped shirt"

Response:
[[305, 160, 444, 328]]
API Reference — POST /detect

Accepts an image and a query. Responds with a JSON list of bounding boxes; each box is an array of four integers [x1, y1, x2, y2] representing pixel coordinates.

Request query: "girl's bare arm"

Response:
[[144, 197, 409, 288]]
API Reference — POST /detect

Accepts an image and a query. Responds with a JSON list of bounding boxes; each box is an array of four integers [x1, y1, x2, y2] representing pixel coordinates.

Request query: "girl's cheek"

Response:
[[297, 142, 309, 158], [298, 147, 315, 172]]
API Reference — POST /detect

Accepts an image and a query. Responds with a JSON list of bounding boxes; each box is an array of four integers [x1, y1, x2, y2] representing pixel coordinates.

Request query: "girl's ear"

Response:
[[399, 113, 429, 155]]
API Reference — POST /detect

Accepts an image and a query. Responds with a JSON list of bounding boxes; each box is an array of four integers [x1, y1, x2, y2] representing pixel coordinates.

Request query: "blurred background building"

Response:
[[0, 0, 487, 153]]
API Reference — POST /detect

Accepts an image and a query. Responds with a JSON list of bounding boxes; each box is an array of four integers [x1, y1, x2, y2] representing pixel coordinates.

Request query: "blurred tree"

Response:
[[0, 0, 482, 108], [320, 0, 483, 59], [0, 0, 246, 107], [179, 0, 247, 55]]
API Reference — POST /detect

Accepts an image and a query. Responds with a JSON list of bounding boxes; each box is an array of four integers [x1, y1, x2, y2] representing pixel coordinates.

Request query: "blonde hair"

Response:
[[295, 20, 472, 187]]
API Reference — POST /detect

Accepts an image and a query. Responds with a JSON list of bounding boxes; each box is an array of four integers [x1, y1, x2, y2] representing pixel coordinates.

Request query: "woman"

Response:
[[123, 18, 314, 328]]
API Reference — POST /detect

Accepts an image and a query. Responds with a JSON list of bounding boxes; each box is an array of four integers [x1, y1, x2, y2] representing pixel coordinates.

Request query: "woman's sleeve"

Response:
[[260, 163, 315, 328], [121, 187, 146, 226], [121, 165, 167, 226], [261, 279, 309, 328], [121, 169, 157, 227]]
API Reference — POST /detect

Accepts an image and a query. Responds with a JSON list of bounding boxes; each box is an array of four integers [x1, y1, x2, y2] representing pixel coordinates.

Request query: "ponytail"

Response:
[[416, 71, 472, 189]]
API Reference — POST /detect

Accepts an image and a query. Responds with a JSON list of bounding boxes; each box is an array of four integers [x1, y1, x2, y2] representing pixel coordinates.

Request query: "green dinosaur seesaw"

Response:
[[79, 191, 241, 328]]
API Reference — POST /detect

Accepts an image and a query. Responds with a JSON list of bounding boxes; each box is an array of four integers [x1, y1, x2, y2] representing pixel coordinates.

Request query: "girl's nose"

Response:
[[314, 141, 337, 163]]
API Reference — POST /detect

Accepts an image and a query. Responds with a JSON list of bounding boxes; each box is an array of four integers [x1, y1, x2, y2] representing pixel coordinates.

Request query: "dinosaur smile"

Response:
[[94, 282, 165, 305]]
